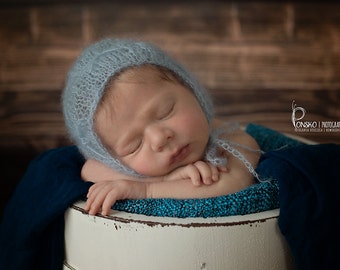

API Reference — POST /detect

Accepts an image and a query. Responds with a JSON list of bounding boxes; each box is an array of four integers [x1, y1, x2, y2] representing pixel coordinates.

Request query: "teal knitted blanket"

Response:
[[112, 124, 303, 218]]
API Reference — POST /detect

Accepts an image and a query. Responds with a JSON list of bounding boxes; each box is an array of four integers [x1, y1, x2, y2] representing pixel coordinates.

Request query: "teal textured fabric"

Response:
[[112, 123, 303, 218]]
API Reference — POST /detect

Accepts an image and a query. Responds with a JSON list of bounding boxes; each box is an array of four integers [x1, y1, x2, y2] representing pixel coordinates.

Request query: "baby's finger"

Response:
[[87, 196, 103, 216], [186, 164, 202, 186], [85, 187, 97, 212], [87, 185, 110, 215], [86, 182, 102, 200], [101, 190, 118, 216], [85, 183, 102, 211], [193, 161, 213, 185], [86, 198, 102, 216], [208, 163, 220, 182]]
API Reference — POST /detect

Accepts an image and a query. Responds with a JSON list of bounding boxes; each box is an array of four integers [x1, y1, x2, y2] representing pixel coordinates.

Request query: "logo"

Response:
[[291, 101, 306, 128], [291, 100, 339, 133]]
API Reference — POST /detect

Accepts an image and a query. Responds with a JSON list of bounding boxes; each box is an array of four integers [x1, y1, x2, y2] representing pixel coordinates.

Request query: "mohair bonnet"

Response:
[[62, 38, 213, 176]]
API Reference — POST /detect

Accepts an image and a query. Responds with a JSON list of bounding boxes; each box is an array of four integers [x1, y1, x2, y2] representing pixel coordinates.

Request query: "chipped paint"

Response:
[[71, 204, 277, 228]]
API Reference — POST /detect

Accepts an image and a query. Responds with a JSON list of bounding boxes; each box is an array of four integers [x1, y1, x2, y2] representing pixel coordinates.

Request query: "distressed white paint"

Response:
[[64, 201, 296, 270]]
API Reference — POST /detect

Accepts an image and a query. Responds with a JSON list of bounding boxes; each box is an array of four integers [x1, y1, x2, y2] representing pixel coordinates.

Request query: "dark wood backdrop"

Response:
[[1, 0, 339, 218]]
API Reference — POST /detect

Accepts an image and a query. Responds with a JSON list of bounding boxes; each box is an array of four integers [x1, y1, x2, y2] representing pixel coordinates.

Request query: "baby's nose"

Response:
[[145, 124, 173, 152]]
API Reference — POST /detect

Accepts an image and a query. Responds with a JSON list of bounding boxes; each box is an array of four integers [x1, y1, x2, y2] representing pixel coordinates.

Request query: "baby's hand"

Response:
[[190, 161, 219, 186], [166, 161, 226, 186], [85, 180, 147, 216]]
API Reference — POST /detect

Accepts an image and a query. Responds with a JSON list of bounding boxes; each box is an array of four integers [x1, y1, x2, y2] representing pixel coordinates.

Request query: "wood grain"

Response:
[[0, 1, 339, 152]]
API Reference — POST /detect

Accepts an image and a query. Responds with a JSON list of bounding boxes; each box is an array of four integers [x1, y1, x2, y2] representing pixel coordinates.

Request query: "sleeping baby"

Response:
[[62, 38, 262, 216]]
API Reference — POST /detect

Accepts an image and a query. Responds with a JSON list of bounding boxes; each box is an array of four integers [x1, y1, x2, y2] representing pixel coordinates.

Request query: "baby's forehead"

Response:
[[116, 65, 167, 81], [103, 64, 188, 99]]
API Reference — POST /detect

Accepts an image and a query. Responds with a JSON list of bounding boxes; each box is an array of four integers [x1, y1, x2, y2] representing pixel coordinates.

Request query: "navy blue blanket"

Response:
[[1, 127, 339, 269], [258, 143, 340, 269], [0, 147, 92, 270]]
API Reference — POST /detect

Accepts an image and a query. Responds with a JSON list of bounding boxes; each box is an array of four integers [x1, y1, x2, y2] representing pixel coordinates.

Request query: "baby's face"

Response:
[[95, 66, 210, 176]]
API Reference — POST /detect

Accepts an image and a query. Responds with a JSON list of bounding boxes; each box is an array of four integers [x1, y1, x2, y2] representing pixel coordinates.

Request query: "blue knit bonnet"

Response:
[[62, 38, 214, 176]]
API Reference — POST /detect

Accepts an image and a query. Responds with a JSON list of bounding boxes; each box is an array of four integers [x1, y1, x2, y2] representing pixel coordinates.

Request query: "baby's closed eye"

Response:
[[156, 100, 175, 120]]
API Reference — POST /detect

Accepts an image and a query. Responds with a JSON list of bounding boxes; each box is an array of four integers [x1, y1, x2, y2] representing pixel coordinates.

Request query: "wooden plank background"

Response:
[[0, 0, 339, 216]]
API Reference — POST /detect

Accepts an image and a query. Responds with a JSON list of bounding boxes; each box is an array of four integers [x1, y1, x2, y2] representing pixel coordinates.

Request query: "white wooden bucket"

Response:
[[64, 201, 296, 270]]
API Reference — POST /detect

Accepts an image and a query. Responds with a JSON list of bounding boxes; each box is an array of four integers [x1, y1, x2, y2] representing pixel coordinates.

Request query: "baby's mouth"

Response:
[[170, 145, 190, 166]]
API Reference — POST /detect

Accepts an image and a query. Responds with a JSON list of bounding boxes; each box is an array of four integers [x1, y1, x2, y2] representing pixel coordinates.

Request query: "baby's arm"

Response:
[[81, 159, 221, 185], [83, 150, 256, 216], [82, 159, 223, 215], [84, 157, 253, 216]]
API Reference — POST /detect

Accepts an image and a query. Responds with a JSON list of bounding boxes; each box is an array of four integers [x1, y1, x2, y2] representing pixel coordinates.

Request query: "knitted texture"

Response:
[[111, 124, 304, 218], [62, 38, 213, 176], [113, 180, 279, 218], [205, 122, 264, 181]]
